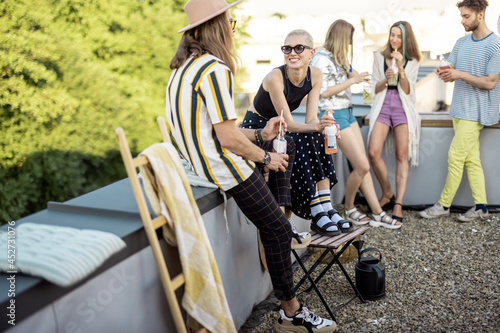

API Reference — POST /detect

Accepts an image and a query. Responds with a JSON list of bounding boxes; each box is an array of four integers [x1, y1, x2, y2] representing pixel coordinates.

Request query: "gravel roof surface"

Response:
[[239, 208, 500, 333]]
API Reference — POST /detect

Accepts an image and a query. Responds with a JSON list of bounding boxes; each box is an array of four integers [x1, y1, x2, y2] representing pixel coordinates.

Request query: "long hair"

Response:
[[323, 20, 354, 71], [381, 21, 422, 62], [170, 12, 240, 73]]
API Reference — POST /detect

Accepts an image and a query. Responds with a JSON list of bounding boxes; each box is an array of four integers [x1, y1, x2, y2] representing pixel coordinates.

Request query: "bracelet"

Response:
[[400, 72, 406, 79], [254, 129, 263, 144]]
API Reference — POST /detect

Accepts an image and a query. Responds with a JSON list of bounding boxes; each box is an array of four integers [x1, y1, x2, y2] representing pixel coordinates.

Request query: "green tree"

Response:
[[0, 0, 186, 221]]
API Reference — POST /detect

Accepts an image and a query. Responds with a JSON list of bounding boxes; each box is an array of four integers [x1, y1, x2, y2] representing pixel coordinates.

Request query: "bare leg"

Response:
[[316, 178, 330, 192], [368, 121, 393, 207], [393, 124, 409, 217], [281, 298, 301, 317], [348, 122, 383, 212], [359, 171, 384, 213], [341, 122, 401, 226], [338, 122, 371, 222]]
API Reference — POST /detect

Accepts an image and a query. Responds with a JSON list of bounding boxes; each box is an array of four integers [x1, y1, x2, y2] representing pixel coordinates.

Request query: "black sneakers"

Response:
[[273, 306, 337, 332]]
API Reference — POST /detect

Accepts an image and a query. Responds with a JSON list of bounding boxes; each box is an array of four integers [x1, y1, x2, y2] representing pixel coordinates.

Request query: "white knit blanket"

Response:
[[0, 223, 126, 287]]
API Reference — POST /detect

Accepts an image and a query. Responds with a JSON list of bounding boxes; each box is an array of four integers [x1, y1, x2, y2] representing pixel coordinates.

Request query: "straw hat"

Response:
[[178, 0, 242, 33]]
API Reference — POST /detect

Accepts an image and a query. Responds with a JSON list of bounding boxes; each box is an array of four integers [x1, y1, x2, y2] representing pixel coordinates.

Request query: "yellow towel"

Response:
[[139, 142, 236, 333]]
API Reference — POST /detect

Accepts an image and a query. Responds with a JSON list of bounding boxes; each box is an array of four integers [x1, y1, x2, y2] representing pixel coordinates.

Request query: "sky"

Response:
[[244, 0, 500, 28], [247, 0, 455, 16], [236, 0, 500, 92]]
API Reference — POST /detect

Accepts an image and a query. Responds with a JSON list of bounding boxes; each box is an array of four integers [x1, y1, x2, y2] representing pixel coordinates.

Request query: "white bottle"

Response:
[[324, 110, 338, 154], [439, 55, 450, 70], [273, 128, 287, 154]]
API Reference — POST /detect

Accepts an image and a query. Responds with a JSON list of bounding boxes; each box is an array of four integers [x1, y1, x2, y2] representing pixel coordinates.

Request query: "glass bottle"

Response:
[[387, 57, 399, 86], [363, 82, 372, 104], [273, 127, 286, 154]]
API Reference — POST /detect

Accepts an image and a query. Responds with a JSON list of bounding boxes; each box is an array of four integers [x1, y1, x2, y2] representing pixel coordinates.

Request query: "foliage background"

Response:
[[0, 0, 248, 222]]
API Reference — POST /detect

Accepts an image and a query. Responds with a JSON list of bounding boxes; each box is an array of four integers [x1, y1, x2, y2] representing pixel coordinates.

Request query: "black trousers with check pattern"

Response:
[[227, 169, 295, 301], [240, 111, 296, 209], [256, 136, 295, 208]]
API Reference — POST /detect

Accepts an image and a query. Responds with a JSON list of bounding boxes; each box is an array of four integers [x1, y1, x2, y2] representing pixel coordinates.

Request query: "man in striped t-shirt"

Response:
[[420, 0, 500, 222], [165, 0, 338, 331]]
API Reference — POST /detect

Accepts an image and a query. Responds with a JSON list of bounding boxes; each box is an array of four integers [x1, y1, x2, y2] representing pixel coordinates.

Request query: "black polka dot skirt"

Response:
[[241, 111, 337, 220], [288, 132, 337, 219]]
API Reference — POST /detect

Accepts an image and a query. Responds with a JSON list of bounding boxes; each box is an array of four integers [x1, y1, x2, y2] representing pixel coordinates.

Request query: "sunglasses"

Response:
[[281, 44, 312, 54], [229, 19, 237, 31]]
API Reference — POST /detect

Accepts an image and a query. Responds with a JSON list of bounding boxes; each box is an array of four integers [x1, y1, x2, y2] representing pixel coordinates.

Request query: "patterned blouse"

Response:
[[310, 47, 351, 111]]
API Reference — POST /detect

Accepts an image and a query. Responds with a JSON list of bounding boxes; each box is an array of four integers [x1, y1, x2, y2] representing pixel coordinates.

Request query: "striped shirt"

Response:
[[166, 53, 255, 191], [448, 32, 500, 126]]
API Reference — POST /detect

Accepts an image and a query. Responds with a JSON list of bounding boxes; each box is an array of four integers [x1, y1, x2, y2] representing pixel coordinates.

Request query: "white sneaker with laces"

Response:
[[419, 202, 450, 219], [273, 306, 337, 333], [457, 207, 489, 222]]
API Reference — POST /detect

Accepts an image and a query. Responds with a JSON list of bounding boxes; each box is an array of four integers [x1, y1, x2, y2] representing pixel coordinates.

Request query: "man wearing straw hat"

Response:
[[166, 0, 337, 332]]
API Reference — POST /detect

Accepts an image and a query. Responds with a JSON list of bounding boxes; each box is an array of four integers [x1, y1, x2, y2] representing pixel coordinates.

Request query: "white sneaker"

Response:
[[274, 306, 337, 333], [457, 207, 489, 222], [419, 202, 450, 219]]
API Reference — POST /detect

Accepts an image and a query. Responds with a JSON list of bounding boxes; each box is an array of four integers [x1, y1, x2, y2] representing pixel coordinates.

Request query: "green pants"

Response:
[[439, 117, 486, 207]]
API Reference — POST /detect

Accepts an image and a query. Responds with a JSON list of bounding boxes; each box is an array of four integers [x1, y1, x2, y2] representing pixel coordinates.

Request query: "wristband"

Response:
[[254, 129, 263, 144]]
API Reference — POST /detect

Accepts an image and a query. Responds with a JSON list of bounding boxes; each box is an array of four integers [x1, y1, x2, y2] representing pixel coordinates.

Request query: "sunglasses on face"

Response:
[[280, 44, 312, 54], [229, 18, 237, 31]]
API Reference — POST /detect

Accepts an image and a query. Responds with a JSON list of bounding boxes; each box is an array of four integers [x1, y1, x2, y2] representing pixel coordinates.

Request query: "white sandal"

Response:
[[345, 207, 371, 226], [369, 211, 402, 229]]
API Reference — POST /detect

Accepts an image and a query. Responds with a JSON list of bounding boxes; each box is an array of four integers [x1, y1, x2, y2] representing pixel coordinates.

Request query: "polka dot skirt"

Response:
[[288, 132, 337, 219], [242, 111, 337, 220]]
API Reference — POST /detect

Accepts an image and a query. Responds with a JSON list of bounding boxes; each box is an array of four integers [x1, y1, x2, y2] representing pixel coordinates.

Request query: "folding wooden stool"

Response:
[[291, 226, 370, 322]]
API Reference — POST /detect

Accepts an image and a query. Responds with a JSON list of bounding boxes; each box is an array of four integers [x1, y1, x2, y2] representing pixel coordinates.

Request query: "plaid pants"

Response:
[[227, 169, 295, 301], [241, 111, 295, 208]]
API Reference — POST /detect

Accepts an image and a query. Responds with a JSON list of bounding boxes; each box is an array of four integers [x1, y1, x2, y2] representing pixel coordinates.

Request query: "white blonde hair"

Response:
[[284, 29, 314, 47]]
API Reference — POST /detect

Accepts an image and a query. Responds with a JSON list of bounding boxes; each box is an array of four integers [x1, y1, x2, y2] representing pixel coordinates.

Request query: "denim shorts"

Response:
[[319, 108, 357, 130], [376, 89, 407, 128]]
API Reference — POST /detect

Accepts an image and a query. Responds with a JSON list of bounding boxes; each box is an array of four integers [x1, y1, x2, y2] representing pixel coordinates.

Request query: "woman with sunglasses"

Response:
[[311, 19, 401, 229], [166, 1, 336, 331], [242, 29, 352, 238], [367, 21, 422, 224]]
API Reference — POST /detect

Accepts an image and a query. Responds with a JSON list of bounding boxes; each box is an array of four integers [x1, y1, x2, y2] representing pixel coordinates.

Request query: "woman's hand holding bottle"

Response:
[[391, 49, 404, 67], [317, 110, 335, 133], [385, 67, 396, 79], [323, 110, 338, 154]]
